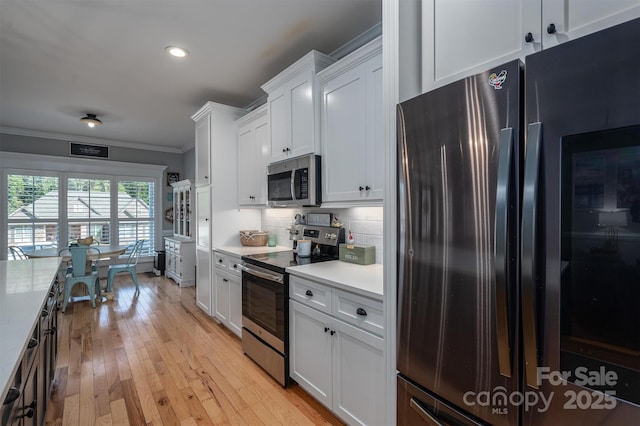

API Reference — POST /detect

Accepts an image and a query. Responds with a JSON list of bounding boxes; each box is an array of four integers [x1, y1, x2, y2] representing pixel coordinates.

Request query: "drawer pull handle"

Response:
[[356, 308, 367, 316], [4, 387, 20, 405], [305, 290, 313, 297]]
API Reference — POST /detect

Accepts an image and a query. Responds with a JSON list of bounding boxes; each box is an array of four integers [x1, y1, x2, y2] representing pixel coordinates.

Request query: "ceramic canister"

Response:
[[297, 239, 311, 257]]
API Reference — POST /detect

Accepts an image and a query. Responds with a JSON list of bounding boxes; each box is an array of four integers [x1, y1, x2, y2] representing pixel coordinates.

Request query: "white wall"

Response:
[[261, 206, 384, 263]]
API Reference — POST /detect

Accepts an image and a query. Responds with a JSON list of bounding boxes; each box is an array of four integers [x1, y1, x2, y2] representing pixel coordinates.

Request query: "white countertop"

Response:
[[1, 257, 61, 403], [287, 260, 384, 301], [214, 245, 293, 257]]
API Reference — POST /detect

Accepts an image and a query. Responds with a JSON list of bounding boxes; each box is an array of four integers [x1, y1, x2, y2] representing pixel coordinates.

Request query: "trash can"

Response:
[[153, 250, 165, 276]]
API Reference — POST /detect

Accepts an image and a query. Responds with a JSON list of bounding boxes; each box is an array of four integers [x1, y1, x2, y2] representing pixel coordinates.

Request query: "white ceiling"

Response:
[[0, 0, 381, 153]]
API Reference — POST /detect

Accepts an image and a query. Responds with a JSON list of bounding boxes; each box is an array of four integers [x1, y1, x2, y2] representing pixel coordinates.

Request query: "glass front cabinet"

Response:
[[171, 179, 192, 238]]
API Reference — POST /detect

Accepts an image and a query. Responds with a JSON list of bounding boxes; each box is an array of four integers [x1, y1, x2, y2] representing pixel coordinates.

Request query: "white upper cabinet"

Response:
[[261, 51, 335, 163], [319, 36, 384, 204], [422, 0, 640, 92], [194, 113, 211, 186], [541, 0, 640, 48], [171, 179, 192, 238], [237, 105, 269, 206]]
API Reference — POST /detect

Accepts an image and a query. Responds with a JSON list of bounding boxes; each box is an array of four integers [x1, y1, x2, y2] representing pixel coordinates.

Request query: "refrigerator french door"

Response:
[[523, 18, 640, 425], [397, 18, 640, 426], [397, 59, 523, 426]]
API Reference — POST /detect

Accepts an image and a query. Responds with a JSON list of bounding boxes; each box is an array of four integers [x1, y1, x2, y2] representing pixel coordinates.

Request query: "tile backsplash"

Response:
[[261, 207, 384, 264]]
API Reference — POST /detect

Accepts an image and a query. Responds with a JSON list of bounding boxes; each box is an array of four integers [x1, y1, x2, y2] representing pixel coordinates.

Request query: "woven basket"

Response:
[[239, 230, 269, 246]]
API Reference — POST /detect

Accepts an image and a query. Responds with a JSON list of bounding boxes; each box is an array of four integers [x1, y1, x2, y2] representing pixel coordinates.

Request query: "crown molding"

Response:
[[329, 22, 382, 60], [190, 101, 247, 122], [0, 126, 185, 154], [261, 50, 336, 94], [317, 36, 383, 83], [236, 104, 267, 127]]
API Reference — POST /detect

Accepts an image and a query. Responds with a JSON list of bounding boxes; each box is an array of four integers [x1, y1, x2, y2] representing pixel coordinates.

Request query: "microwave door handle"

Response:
[[290, 172, 296, 201], [495, 127, 513, 378], [521, 122, 542, 389]]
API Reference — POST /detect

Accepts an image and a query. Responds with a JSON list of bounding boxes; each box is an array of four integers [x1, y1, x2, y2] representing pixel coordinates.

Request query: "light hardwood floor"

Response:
[[45, 273, 344, 426]]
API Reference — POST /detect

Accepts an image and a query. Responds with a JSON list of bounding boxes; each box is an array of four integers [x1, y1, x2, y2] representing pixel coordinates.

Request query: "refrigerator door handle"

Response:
[[521, 122, 543, 389], [495, 127, 513, 378], [409, 398, 446, 426]]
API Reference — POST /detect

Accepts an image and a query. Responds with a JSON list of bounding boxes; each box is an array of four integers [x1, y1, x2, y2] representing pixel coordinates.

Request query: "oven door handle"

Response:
[[238, 263, 284, 284]]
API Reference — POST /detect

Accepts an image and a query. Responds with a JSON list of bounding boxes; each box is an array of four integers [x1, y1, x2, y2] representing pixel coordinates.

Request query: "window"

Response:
[[67, 177, 111, 244], [118, 180, 155, 256], [5, 168, 160, 259], [7, 174, 59, 258]]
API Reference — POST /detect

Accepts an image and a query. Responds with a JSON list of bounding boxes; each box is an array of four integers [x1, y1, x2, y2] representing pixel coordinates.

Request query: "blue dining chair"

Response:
[[106, 240, 144, 293], [60, 246, 101, 313]]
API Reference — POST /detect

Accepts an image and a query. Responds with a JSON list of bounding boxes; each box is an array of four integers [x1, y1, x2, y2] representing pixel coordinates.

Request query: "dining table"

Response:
[[25, 245, 130, 301], [25, 244, 129, 260]]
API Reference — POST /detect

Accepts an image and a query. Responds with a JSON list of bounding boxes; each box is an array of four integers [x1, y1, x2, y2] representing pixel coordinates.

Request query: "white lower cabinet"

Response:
[[195, 248, 212, 315], [289, 275, 385, 425], [213, 251, 242, 337]]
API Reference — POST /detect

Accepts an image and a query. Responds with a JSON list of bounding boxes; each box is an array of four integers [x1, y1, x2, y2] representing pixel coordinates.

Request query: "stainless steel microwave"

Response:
[[267, 154, 321, 207]]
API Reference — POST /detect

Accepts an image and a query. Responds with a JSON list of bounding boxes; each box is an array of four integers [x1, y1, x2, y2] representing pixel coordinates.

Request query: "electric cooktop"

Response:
[[241, 250, 338, 273]]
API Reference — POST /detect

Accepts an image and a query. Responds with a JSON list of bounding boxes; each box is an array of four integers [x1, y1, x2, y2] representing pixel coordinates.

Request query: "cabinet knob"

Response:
[[282, 148, 286, 153], [365, 185, 371, 191], [330, 330, 336, 336], [359, 186, 364, 191], [205, 218, 209, 221], [286, 147, 291, 152], [218, 259, 223, 263], [324, 327, 330, 333], [546, 23, 557, 34], [28, 338, 38, 349], [524, 32, 534, 43], [233, 264, 237, 269], [356, 308, 368, 316], [204, 175, 209, 179], [46, 327, 57, 335], [223, 278, 229, 282], [305, 289, 313, 297]]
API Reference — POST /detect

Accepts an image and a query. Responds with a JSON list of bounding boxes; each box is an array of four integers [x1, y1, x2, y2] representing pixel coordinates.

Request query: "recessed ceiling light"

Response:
[[80, 114, 102, 128], [165, 46, 189, 58]]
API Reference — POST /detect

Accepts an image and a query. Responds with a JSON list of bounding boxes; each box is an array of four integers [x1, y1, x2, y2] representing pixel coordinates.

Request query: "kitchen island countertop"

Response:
[[287, 261, 383, 301], [1, 257, 61, 403]]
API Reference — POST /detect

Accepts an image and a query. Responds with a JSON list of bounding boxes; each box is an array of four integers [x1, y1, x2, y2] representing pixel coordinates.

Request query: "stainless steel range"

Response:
[[240, 224, 344, 386]]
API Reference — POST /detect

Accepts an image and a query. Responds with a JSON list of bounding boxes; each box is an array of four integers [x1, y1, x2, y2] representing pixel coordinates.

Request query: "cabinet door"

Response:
[[195, 114, 211, 186], [196, 248, 212, 315], [542, 0, 640, 48], [253, 119, 269, 204], [228, 274, 242, 337], [332, 318, 385, 426], [290, 300, 333, 407], [422, 0, 540, 92], [290, 71, 316, 157], [237, 125, 256, 205], [365, 54, 384, 201], [214, 271, 230, 324], [195, 186, 210, 249], [322, 64, 368, 203], [269, 88, 289, 162]]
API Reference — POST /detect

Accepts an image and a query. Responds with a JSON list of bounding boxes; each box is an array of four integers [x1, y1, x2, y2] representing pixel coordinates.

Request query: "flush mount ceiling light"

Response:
[[80, 114, 103, 128], [165, 46, 189, 58]]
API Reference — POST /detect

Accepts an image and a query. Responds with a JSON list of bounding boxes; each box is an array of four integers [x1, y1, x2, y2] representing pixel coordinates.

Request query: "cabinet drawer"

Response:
[[332, 288, 384, 337], [226, 256, 242, 277], [290, 276, 331, 314], [214, 252, 227, 271]]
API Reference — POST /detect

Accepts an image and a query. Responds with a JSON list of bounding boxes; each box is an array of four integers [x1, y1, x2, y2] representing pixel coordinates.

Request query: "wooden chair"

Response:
[[106, 240, 144, 293], [60, 246, 101, 313], [9, 246, 27, 260]]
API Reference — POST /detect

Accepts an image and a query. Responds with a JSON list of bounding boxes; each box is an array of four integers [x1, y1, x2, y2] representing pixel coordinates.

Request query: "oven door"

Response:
[[241, 263, 286, 354]]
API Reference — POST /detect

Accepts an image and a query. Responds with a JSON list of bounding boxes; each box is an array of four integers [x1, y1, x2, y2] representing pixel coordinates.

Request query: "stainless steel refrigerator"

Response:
[[397, 18, 640, 425]]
